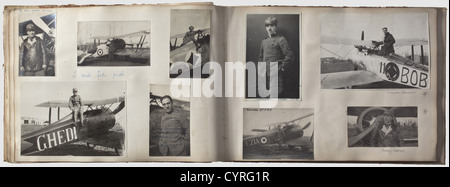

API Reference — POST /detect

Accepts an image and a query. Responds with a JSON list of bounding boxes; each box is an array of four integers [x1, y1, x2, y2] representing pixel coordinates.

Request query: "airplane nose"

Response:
[[289, 125, 304, 139]]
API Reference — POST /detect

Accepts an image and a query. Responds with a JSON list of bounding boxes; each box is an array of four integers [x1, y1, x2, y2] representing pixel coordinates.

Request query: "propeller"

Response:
[[301, 122, 311, 130], [112, 101, 125, 115]]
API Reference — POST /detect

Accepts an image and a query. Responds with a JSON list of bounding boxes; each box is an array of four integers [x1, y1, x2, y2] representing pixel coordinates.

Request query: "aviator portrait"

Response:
[[19, 11, 56, 76], [246, 14, 300, 99]]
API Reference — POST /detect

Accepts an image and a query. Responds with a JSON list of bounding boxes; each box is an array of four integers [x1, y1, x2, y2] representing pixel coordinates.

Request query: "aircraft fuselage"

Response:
[[354, 52, 429, 89], [243, 124, 304, 147], [21, 108, 116, 154]]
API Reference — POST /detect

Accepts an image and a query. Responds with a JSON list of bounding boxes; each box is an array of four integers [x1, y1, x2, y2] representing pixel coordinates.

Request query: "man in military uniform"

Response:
[[180, 26, 203, 51], [159, 95, 189, 156], [258, 16, 294, 98], [19, 23, 48, 76], [69, 88, 84, 128], [374, 27, 396, 56]]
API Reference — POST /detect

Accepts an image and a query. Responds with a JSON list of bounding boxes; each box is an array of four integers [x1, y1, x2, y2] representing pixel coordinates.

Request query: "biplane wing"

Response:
[[35, 96, 125, 108], [322, 35, 429, 47], [265, 112, 314, 127], [170, 28, 210, 40], [395, 38, 429, 46], [251, 129, 267, 133], [19, 13, 56, 37], [321, 70, 384, 89], [90, 30, 150, 41]]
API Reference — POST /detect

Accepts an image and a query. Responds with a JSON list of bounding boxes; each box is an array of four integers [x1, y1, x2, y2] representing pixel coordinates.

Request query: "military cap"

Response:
[[26, 23, 36, 31], [73, 88, 78, 92], [382, 27, 388, 31], [383, 110, 394, 117], [265, 16, 278, 26]]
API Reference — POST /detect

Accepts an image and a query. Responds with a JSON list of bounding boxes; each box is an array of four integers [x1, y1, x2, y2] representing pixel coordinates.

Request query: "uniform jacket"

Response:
[[159, 109, 189, 156], [181, 30, 202, 46], [382, 32, 396, 55], [19, 36, 47, 72], [258, 34, 294, 68], [69, 95, 83, 110]]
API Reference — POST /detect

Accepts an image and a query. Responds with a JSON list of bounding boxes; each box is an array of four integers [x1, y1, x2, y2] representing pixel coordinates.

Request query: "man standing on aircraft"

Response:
[[258, 16, 294, 98], [180, 26, 203, 51], [19, 23, 48, 76], [374, 27, 396, 56], [69, 88, 84, 128], [159, 95, 189, 156]]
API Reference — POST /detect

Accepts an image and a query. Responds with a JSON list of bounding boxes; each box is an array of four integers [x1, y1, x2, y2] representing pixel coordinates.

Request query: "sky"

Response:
[[243, 109, 314, 137], [77, 21, 150, 47], [170, 9, 210, 36], [20, 82, 126, 124], [321, 12, 429, 58]]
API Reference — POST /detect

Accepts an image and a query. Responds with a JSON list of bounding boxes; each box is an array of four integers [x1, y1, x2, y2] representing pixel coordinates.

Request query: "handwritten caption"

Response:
[[246, 108, 272, 112], [73, 70, 125, 80], [387, 91, 416, 95], [382, 148, 405, 153]]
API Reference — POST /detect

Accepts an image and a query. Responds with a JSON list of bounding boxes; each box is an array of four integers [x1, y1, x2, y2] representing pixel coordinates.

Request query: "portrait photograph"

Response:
[[320, 13, 430, 89], [149, 85, 190, 156], [243, 108, 313, 160], [77, 21, 150, 66], [20, 81, 126, 156], [347, 106, 419, 148], [245, 14, 300, 99], [18, 11, 56, 76], [169, 9, 211, 78]]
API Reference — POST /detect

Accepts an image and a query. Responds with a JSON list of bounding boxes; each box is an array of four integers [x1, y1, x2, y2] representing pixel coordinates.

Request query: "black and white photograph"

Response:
[[348, 107, 418, 147], [20, 82, 126, 156], [169, 9, 211, 78], [77, 21, 150, 66], [320, 13, 430, 89], [243, 108, 313, 160], [245, 14, 300, 99], [149, 85, 190, 156], [19, 11, 56, 76]]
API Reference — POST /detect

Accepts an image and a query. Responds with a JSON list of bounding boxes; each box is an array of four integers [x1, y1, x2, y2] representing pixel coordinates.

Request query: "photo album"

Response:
[[2, 4, 446, 164]]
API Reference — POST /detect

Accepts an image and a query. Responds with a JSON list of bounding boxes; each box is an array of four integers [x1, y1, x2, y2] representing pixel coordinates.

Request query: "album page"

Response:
[[3, 4, 227, 162], [224, 6, 442, 162]]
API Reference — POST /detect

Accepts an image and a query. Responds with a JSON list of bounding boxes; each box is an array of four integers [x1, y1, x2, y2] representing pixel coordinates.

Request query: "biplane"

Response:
[[321, 31, 429, 89], [169, 28, 210, 78], [77, 30, 150, 65], [243, 112, 313, 152], [19, 13, 56, 76], [347, 107, 418, 147], [21, 96, 125, 156]]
